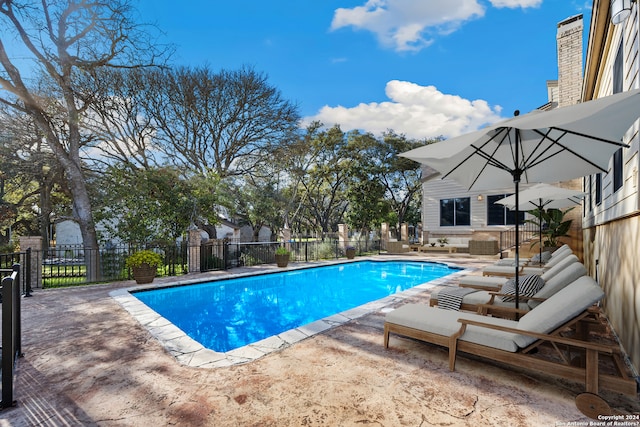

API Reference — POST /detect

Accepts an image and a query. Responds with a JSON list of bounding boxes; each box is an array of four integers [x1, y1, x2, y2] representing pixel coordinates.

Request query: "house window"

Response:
[[587, 176, 592, 212], [487, 194, 524, 225], [613, 41, 623, 95], [612, 41, 624, 193], [613, 149, 623, 192], [440, 197, 470, 226], [595, 173, 602, 205]]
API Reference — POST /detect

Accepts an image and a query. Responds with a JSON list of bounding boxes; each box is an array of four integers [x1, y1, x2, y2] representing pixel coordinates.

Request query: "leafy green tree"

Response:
[[95, 166, 219, 245], [295, 124, 351, 233]]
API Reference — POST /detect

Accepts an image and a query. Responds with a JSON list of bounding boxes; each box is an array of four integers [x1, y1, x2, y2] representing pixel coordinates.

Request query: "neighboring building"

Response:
[[420, 16, 584, 250], [582, 0, 639, 372]]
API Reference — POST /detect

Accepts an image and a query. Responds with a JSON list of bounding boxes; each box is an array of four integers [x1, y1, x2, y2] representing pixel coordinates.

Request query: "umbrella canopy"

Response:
[[495, 183, 587, 262], [401, 88, 640, 310], [495, 183, 587, 211]]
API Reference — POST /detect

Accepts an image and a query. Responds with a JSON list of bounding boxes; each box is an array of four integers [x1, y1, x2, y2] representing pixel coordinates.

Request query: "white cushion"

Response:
[[385, 304, 521, 352], [531, 251, 552, 263], [539, 254, 579, 281], [528, 262, 587, 309], [458, 275, 508, 288], [515, 276, 604, 348]]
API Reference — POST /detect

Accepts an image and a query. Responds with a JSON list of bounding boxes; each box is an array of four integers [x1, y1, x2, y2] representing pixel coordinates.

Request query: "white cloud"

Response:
[[330, 0, 541, 52], [489, 0, 543, 8], [303, 80, 504, 140]]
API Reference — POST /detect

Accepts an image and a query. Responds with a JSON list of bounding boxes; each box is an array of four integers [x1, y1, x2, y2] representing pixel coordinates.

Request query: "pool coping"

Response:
[[110, 257, 474, 368]]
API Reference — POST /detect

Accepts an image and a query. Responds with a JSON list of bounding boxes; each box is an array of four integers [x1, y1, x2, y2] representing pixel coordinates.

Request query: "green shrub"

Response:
[[125, 250, 163, 269], [275, 246, 290, 255]]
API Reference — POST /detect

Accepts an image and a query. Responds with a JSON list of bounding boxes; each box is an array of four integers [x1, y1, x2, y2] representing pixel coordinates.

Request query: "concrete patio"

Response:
[[1, 255, 638, 426]]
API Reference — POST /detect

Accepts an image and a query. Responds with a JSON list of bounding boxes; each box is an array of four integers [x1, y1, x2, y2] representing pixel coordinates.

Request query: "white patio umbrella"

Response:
[[401, 88, 640, 311], [495, 183, 587, 262]]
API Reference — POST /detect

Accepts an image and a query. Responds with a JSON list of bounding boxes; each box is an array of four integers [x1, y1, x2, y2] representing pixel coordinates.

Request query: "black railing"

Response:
[[0, 238, 381, 288], [38, 243, 190, 288], [498, 222, 539, 258], [200, 239, 382, 272], [1, 264, 21, 410]]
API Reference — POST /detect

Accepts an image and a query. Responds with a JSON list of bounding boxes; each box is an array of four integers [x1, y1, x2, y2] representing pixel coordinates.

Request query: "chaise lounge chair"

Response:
[[492, 244, 571, 267], [383, 276, 637, 418], [457, 253, 579, 291], [429, 261, 587, 317], [481, 248, 575, 277]]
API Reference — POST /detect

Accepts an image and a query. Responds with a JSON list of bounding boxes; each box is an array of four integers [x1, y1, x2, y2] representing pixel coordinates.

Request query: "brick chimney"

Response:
[[556, 14, 584, 258], [557, 15, 583, 107]]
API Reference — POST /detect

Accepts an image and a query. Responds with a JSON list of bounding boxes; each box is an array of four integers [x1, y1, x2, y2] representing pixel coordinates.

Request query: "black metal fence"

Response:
[[201, 239, 381, 271], [1, 265, 21, 409], [498, 222, 539, 257], [1, 237, 381, 289], [35, 243, 190, 288]]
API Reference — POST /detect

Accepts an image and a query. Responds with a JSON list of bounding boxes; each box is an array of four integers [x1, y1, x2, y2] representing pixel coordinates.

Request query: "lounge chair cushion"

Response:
[[457, 275, 508, 290], [528, 262, 587, 309], [385, 304, 522, 352], [500, 274, 545, 302], [514, 276, 604, 348], [539, 254, 579, 281], [531, 251, 552, 263]]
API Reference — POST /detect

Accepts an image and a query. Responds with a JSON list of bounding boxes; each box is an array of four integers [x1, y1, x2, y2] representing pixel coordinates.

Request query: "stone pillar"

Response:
[[338, 224, 349, 248], [19, 236, 42, 290], [280, 227, 291, 251], [400, 223, 409, 242], [188, 229, 202, 273], [381, 223, 389, 250]]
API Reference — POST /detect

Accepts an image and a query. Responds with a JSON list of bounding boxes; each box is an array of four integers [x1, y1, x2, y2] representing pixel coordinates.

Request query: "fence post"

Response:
[[188, 229, 202, 273], [19, 236, 41, 290], [23, 250, 32, 297], [13, 264, 21, 358], [1, 270, 18, 409]]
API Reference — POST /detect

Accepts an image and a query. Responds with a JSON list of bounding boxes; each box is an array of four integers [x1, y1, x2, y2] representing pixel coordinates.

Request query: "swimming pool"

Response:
[[132, 260, 460, 353]]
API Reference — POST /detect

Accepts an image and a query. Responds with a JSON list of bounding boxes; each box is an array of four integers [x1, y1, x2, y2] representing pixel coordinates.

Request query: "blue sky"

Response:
[[133, 0, 593, 140], [37, 1, 597, 141]]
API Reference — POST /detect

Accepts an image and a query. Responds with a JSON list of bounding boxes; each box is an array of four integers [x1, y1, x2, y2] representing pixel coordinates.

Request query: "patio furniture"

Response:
[[468, 240, 499, 255], [384, 275, 637, 418], [482, 248, 574, 277], [457, 253, 578, 292], [386, 241, 410, 253], [418, 245, 457, 254], [429, 261, 587, 317]]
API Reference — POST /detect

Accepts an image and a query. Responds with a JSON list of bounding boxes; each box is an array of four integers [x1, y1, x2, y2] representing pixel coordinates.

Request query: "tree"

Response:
[[122, 66, 301, 178], [0, 108, 70, 250], [0, 0, 167, 279], [343, 131, 387, 235], [295, 124, 351, 234], [95, 166, 219, 245], [376, 132, 433, 229]]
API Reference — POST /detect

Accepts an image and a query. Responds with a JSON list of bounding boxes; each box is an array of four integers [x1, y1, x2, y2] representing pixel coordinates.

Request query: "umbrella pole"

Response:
[[514, 176, 520, 315], [514, 128, 521, 317], [538, 199, 543, 264]]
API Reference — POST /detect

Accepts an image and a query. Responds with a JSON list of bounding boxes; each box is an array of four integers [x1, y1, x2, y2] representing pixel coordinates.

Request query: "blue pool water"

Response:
[[133, 260, 459, 352]]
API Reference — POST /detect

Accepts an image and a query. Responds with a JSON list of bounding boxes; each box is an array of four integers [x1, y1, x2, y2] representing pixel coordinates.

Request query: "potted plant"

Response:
[[437, 237, 448, 247], [126, 250, 163, 284], [275, 246, 290, 267], [345, 245, 356, 259], [526, 207, 573, 252]]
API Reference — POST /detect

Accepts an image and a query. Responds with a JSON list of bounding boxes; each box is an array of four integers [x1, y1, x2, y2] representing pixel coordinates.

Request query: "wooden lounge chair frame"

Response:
[[384, 307, 637, 418]]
